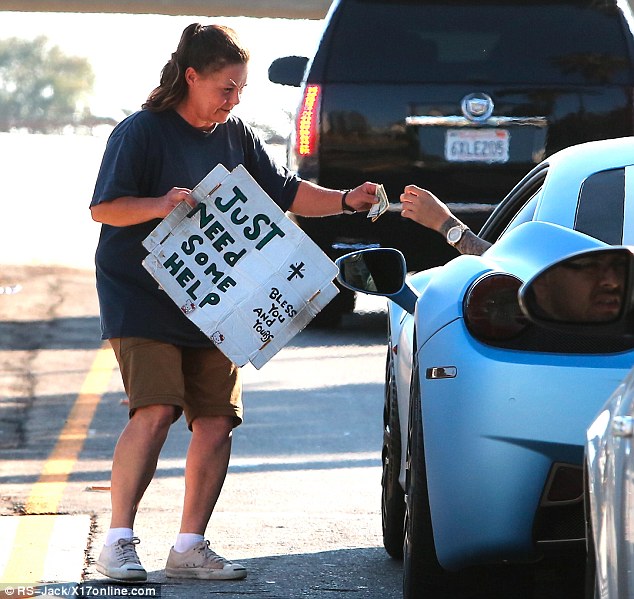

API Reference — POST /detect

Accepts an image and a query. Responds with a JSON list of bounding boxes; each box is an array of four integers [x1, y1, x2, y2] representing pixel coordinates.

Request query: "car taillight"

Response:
[[296, 84, 320, 157], [464, 273, 528, 341]]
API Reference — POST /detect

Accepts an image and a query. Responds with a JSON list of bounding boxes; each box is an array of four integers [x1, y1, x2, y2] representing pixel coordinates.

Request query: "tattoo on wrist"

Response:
[[457, 231, 491, 256], [439, 217, 461, 236], [439, 217, 491, 256]]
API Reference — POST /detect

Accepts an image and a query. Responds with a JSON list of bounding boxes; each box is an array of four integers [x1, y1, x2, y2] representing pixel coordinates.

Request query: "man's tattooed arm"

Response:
[[439, 217, 492, 256]]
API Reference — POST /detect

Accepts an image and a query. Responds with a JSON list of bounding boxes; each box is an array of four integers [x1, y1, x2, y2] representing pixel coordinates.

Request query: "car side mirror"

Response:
[[335, 248, 418, 314], [268, 56, 309, 87], [519, 247, 634, 335]]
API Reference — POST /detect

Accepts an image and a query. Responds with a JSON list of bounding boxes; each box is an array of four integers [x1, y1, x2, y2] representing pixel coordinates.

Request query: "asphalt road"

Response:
[[0, 262, 404, 599]]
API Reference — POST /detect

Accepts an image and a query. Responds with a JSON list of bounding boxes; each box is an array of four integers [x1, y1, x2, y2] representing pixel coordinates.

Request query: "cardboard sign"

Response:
[[142, 164, 339, 369]]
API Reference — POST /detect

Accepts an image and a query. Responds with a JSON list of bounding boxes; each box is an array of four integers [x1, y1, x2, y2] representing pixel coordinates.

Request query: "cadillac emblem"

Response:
[[461, 93, 494, 122]]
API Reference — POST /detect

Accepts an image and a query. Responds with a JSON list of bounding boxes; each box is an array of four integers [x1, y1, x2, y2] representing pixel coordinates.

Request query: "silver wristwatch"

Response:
[[446, 224, 469, 247]]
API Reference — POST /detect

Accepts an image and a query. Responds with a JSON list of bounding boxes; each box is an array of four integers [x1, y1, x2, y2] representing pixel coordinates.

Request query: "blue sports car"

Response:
[[336, 137, 634, 598]]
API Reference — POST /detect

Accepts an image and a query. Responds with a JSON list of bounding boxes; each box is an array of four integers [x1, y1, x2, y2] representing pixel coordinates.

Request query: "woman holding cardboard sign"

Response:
[[90, 23, 378, 583]]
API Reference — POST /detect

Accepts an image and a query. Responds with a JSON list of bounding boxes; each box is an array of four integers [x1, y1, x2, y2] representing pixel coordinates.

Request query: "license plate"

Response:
[[445, 129, 509, 163]]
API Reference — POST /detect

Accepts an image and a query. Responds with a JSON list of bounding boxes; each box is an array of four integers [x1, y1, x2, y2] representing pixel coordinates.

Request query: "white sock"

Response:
[[174, 533, 205, 553], [105, 527, 134, 546]]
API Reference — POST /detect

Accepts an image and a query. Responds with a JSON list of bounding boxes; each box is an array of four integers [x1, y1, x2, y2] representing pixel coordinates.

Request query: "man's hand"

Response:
[[400, 185, 452, 233], [400, 184, 490, 255]]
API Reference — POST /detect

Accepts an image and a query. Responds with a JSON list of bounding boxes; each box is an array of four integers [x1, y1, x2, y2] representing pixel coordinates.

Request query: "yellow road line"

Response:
[[26, 343, 116, 513], [0, 343, 116, 586]]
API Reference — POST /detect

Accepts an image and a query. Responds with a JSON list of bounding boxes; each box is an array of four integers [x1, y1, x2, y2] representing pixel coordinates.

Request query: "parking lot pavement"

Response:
[[0, 263, 401, 598]]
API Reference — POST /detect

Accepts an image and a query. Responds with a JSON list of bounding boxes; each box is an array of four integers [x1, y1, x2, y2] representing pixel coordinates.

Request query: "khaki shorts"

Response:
[[109, 337, 242, 428]]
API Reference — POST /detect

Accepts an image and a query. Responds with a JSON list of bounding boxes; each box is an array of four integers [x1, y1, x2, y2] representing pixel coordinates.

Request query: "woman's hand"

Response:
[[290, 180, 378, 216], [344, 182, 380, 212], [90, 187, 197, 227], [156, 187, 197, 218]]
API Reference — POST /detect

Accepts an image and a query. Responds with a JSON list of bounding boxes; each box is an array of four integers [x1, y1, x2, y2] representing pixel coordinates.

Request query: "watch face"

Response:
[[447, 226, 463, 244]]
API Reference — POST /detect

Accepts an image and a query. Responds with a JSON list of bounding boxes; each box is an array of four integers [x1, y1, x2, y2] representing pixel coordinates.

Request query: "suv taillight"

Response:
[[464, 273, 528, 341], [296, 84, 320, 157]]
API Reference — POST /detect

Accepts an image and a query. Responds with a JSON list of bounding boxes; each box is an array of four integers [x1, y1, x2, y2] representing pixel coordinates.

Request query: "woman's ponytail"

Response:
[[143, 23, 249, 112]]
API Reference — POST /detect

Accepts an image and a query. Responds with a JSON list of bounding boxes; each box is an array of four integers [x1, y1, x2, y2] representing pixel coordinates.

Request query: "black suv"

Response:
[[269, 0, 634, 322]]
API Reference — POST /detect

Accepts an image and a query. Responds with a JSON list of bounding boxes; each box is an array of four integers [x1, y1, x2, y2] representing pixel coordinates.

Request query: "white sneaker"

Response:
[[165, 540, 247, 580], [95, 537, 147, 581]]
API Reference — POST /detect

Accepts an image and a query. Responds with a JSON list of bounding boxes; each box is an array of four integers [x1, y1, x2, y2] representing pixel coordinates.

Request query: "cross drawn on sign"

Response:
[[287, 261, 306, 281]]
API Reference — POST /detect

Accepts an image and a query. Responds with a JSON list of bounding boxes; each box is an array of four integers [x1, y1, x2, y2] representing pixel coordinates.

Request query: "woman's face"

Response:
[[180, 62, 248, 130]]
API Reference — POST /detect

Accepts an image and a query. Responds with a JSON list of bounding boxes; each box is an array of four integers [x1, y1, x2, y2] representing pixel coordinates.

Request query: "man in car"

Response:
[[530, 253, 626, 323]]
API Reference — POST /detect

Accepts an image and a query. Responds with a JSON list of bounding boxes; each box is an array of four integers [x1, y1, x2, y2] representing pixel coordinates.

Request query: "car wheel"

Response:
[[403, 354, 447, 599], [382, 347, 405, 559], [309, 285, 356, 328], [402, 354, 535, 599]]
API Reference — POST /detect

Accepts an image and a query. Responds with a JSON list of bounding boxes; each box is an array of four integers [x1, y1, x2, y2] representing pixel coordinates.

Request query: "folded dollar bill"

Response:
[[368, 183, 389, 222]]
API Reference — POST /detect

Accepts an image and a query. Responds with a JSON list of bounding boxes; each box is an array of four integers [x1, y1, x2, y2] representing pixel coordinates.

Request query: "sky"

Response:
[[0, 11, 325, 134]]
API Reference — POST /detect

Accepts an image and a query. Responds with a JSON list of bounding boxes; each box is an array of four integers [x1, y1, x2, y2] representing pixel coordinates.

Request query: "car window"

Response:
[[479, 166, 548, 242], [497, 193, 541, 240], [326, 0, 634, 85], [575, 168, 625, 244]]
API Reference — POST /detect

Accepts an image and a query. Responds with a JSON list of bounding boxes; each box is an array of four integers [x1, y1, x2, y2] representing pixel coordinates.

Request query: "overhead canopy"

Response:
[[0, 0, 332, 19]]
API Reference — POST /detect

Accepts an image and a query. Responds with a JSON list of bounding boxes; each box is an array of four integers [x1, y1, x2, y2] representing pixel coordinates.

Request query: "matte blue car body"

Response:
[[420, 319, 632, 569], [389, 221, 634, 571]]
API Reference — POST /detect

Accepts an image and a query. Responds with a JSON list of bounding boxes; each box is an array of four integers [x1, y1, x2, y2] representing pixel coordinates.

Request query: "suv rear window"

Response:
[[324, 0, 634, 85]]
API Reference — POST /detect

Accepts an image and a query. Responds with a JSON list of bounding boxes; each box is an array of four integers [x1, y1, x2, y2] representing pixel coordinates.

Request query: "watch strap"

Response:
[[341, 190, 356, 214]]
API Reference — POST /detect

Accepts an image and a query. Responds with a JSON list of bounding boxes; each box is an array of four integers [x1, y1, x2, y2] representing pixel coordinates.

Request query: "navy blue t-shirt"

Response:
[[90, 109, 302, 347]]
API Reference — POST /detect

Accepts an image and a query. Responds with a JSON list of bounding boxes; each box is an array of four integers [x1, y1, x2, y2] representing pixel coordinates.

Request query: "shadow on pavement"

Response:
[[82, 546, 585, 599], [0, 317, 102, 350], [288, 309, 388, 349], [85, 547, 403, 599]]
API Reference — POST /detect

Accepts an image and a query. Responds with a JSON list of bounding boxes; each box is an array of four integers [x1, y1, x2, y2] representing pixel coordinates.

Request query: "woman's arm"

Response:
[[289, 180, 378, 216], [90, 187, 197, 227]]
